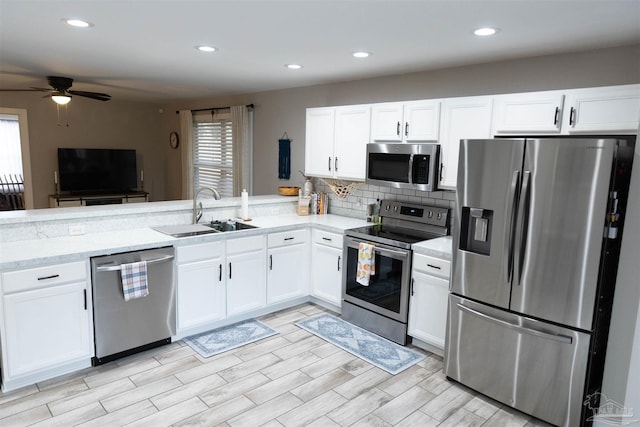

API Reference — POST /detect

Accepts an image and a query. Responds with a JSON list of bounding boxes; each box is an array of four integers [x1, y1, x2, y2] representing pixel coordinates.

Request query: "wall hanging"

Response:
[[278, 132, 291, 179]]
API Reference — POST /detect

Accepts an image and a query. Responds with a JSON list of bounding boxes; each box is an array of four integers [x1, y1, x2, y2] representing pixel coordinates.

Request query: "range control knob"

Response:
[[428, 210, 433, 218], [393, 205, 398, 212], [437, 212, 442, 220], [385, 204, 390, 211]]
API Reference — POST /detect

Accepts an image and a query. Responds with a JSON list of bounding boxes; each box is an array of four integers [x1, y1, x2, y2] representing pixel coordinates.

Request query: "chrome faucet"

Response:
[[193, 186, 221, 224]]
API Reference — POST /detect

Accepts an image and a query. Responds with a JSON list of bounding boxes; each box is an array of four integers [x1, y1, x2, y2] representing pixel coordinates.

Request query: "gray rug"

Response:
[[184, 319, 278, 358], [296, 313, 425, 375]]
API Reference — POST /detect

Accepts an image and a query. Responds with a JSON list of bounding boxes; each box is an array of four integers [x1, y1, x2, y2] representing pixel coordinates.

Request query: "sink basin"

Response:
[[208, 220, 258, 232], [152, 221, 258, 238], [152, 224, 221, 238]]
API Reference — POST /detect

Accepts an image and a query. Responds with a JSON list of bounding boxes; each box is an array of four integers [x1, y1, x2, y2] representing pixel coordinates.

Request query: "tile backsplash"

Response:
[[314, 179, 457, 234]]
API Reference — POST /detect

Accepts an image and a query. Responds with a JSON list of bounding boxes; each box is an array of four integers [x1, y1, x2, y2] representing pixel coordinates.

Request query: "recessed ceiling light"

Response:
[[352, 51, 371, 58], [196, 46, 217, 52], [474, 27, 498, 36], [63, 19, 92, 28], [285, 64, 303, 69]]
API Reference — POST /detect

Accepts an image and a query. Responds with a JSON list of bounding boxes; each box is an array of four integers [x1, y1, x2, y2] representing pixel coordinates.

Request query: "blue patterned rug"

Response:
[[296, 313, 425, 375], [184, 319, 278, 358]]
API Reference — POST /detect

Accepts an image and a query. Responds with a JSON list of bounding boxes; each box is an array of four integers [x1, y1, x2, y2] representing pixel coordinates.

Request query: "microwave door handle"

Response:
[[408, 154, 414, 184]]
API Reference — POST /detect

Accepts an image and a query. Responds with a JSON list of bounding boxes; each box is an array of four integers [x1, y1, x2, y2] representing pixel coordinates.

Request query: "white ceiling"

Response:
[[1, 0, 639, 103]]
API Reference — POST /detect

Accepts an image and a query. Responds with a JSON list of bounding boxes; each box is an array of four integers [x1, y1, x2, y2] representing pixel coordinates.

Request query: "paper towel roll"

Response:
[[241, 189, 249, 219]]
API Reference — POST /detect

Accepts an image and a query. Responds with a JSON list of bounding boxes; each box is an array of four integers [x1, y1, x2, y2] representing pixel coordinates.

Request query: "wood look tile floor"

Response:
[[0, 303, 553, 426]]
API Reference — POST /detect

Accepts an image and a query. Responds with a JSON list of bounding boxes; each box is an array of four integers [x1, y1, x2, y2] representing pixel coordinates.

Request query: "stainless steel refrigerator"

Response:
[[444, 137, 634, 426]]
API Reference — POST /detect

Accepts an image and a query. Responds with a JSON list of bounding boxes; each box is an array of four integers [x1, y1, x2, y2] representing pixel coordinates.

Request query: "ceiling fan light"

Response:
[[52, 95, 71, 105]]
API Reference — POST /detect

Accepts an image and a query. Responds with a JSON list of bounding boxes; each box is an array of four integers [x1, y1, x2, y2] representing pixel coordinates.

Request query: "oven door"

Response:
[[342, 236, 412, 322]]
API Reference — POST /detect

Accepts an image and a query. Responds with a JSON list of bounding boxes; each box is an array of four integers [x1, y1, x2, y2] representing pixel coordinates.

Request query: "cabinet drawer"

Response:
[[177, 241, 223, 264], [312, 229, 343, 249], [2, 261, 87, 294], [268, 229, 308, 248], [227, 235, 265, 255], [412, 253, 450, 279]]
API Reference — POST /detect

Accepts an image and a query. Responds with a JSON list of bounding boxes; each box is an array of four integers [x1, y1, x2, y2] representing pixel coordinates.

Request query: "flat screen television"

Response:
[[58, 148, 137, 194]]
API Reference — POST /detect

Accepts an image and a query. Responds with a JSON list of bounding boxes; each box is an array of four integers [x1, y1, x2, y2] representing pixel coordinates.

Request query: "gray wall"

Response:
[[163, 44, 640, 199], [0, 93, 165, 208]]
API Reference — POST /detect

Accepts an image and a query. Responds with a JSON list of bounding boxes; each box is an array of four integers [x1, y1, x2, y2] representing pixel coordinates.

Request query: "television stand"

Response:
[[49, 191, 149, 208]]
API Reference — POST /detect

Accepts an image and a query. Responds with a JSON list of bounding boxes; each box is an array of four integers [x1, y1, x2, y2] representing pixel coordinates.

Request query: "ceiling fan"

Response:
[[1, 76, 111, 104]]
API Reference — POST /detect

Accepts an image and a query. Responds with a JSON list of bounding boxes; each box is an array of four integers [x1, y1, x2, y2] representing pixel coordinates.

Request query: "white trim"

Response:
[[0, 108, 34, 209]]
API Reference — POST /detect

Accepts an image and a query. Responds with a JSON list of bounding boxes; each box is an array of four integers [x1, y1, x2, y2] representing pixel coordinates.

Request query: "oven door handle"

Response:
[[348, 241, 409, 258]]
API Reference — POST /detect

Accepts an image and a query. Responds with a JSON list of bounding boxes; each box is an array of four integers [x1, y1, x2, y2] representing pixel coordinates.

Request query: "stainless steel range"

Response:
[[342, 200, 449, 345]]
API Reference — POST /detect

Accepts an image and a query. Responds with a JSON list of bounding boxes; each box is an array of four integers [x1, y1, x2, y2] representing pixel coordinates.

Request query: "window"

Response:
[[192, 111, 233, 197], [0, 116, 23, 176]]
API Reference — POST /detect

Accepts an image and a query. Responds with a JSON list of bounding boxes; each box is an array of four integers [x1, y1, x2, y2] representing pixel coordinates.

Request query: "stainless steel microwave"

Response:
[[366, 143, 440, 191]]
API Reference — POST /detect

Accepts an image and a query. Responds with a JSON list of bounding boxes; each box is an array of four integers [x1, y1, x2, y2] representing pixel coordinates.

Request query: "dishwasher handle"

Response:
[[96, 254, 174, 272]]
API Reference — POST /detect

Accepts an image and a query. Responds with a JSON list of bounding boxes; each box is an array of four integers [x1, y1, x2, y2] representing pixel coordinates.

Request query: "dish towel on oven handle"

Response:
[[356, 242, 376, 286], [120, 260, 149, 301]]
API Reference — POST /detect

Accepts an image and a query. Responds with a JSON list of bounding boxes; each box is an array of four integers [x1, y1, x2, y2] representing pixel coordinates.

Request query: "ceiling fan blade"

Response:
[[0, 87, 51, 92], [68, 90, 111, 101]]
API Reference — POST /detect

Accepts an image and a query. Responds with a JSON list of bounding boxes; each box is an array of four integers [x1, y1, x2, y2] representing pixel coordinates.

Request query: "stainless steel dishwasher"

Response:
[[90, 246, 175, 365]]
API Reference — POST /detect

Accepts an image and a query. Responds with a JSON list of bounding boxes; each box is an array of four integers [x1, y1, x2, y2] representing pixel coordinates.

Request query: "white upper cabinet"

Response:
[[493, 91, 565, 134], [563, 85, 640, 133], [305, 105, 370, 180], [371, 100, 440, 142], [493, 85, 640, 135], [304, 107, 335, 178], [439, 96, 493, 189]]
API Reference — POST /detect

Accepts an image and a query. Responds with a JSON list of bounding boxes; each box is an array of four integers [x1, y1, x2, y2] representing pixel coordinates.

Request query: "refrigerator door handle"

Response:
[[505, 170, 520, 285], [456, 303, 573, 344], [514, 171, 531, 286]]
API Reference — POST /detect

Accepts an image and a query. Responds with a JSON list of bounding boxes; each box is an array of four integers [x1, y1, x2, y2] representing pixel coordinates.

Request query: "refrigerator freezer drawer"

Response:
[[444, 295, 590, 427]]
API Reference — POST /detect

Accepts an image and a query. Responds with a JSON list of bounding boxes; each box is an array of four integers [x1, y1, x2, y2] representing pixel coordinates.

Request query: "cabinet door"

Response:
[[403, 100, 441, 142], [3, 282, 91, 377], [439, 97, 493, 189], [268, 243, 309, 304], [334, 105, 371, 180], [371, 102, 404, 142], [493, 92, 564, 134], [310, 243, 343, 306], [177, 257, 225, 331], [227, 249, 266, 316], [407, 270, 449, 349], [305, 108, 336, 178], [564, 85, 640, 133]]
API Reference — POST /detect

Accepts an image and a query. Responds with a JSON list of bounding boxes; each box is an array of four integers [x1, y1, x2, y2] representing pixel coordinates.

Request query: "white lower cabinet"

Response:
[[176, 242, 225, 335], [0, 261, 92, 392], [408, 253, 451, 354], [267, 229, 309, 305], [310, 230, 343, 307], [226, 235, 267, 317]]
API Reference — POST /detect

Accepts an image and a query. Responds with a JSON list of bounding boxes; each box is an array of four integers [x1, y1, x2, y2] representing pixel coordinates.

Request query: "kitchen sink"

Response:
[[152, 221, 258, 238]]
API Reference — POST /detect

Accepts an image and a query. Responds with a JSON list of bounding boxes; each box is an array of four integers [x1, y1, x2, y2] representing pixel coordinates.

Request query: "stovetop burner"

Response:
[[345, 200, 450, 249]]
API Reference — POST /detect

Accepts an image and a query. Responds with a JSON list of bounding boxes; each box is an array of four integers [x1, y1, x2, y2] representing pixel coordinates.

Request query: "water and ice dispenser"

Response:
[[460, 207, 492, 256]]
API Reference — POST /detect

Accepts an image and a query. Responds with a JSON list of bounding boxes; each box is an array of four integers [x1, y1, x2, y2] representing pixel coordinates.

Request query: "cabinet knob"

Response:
[[553, 107, 560, 125], [405, 122, 409, 137], [396, 121, 400, 136]]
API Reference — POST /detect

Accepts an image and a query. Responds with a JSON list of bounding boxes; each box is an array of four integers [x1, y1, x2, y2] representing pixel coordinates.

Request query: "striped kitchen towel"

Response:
[[120, 260, 149, 301]]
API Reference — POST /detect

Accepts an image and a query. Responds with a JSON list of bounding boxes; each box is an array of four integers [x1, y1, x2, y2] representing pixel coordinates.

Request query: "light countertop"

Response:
[[412, 235, 453, 260], [0, 214, 368, 270]]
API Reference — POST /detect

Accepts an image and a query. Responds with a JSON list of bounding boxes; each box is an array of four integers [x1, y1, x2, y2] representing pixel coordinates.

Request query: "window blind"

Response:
[[193, 114, 233, 197]]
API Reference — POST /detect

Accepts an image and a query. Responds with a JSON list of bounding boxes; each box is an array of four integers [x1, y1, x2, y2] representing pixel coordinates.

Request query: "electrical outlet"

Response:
[[69, 224, 86, 236]]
